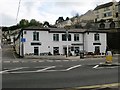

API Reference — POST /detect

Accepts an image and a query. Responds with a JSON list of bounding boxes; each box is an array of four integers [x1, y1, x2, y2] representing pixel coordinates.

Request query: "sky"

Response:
[[0, 0, 119, 26]]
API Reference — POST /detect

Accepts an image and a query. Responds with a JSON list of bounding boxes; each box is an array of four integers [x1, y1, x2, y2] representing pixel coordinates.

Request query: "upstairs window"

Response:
[[94, 33, 99, 41], [74, 34, 79, 41], [62, 34, 71, 41], [104, 7, 110, 11], [33, 32, 39, 41], [53, 34, 59, 41]]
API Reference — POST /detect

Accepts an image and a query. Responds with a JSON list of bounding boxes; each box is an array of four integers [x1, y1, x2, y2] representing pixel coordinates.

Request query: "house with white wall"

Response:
[[15, 26, 107, 57]]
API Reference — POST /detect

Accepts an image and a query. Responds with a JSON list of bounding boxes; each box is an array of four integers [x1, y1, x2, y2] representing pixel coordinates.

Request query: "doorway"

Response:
[[95, 46, 100, 55], [34, 47, 39, 55]]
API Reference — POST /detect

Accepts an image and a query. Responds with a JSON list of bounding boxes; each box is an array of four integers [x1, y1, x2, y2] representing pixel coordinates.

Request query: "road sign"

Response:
[[21, 38, 26, 42]]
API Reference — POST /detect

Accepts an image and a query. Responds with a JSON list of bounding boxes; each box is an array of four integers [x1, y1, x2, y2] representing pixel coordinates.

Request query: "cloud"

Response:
[[0, 13, 16, 26], [0, 0, 120, 26]]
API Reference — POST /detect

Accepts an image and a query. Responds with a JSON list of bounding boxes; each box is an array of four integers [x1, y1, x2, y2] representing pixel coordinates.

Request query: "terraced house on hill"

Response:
[[14, 26, 107, 57], [94, 0, 120, 29]]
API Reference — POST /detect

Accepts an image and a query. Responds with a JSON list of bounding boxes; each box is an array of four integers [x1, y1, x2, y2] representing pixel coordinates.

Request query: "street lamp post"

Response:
[[66, 29, 69, 57]]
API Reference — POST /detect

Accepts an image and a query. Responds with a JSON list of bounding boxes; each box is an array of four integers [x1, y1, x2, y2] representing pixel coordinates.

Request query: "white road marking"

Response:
[[0, 67, 28, 74], [3, 61, 10, 63], [93, 65, 99, 69], [32, 61, 37, 63], [46, 60, 53, 62], [3, 66, 56, 74], [66, 64, 81, 71], [55, 60, 61, 62], [63, 60, 69, 62], [20, 61, 28, 63], [71, 60, 77, 61], [12, 61, 19, 63], [37, 66, 56, 72], [95, 66, 119, 69], [38, 60, 44, 62]]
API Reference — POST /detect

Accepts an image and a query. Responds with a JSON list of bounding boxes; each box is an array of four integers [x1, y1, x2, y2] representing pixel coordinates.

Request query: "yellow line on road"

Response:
[[75, 83, 120, 89]]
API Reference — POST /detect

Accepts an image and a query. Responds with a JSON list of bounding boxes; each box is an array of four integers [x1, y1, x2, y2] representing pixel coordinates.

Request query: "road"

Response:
[[1, 45, 120, 89]]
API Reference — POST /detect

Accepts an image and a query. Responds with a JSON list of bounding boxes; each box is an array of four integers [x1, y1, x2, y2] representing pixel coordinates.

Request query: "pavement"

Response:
[[16, 51, 119, 61]]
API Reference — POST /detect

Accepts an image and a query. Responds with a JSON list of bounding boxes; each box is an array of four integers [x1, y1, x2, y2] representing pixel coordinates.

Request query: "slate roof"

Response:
[[94, 2, 113, 10]]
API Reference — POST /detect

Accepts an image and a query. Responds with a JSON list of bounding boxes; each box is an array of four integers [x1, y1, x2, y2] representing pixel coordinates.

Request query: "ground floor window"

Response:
[[53, 47, 59, 55], [34, 47, 39, 55], [63, 46, 80, 56], [74, 47, 80, 55]]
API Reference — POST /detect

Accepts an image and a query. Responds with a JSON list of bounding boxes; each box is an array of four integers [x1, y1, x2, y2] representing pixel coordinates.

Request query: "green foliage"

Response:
[[29, 19, 42, 26], [19, 19, 29, 28]]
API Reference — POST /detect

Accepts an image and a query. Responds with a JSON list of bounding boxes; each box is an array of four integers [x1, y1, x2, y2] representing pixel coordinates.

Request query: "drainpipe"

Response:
[[20, 31, 24, 58], [83, 33, 84, 53]]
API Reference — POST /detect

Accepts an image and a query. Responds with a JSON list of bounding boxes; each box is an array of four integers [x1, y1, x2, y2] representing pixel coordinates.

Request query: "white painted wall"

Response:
[[22, 30, 84, 55], [16, 29, 107, 56], [84, 32, 106, 54]]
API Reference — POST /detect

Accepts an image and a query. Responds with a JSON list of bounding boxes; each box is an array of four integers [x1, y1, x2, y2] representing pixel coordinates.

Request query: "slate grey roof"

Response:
[[22, 26, 108, 33], [94, 2, 113, 10]]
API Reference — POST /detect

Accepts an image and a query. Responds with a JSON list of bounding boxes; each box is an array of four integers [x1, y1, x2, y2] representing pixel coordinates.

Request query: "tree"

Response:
[[29, 19, 42, 26], [19, 19, 29, 28], [9, 24, 20, 30]]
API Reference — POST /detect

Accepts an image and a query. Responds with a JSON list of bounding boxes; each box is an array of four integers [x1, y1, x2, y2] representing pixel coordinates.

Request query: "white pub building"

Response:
[[15, 26, 107, 57]]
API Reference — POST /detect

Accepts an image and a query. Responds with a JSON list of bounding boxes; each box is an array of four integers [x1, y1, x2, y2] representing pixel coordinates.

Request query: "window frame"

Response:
[[62, 34, 71, 41], [53, 34, 59, 41], [94, 33, 100, 41], [33, 31, 39, 41], [74, 34, 79, 41]]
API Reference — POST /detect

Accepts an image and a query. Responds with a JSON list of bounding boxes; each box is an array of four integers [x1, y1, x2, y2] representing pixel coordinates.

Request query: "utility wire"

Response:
[[16, 0, 21, 24]]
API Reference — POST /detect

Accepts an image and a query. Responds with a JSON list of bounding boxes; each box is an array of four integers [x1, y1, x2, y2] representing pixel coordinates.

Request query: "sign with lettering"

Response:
[[21, 38, 26, 42]]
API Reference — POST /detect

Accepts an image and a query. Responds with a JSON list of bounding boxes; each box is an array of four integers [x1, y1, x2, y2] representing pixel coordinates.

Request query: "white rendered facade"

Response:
[[15, 28, 107, 57]]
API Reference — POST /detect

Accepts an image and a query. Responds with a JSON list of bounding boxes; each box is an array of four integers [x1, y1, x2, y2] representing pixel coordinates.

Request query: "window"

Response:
[[68, 34, 71, 41], [96, 15, 99, 18], [110, 21, 115, 28], [104, 13, 107, 17], [104, 7, 110, 11], [33, 32, 39, 41], [75, 47, 80, 55], [62, 34, 71, 41], [99, 23, 105, 29], [94, 33, 99, 41], [53, 34, 59, 41], [53, 47, 59, 55], [116, 12, 118, 17], [62, 34, 66, 41], [74, 34, 79, 41], [104, 12, 112, 17], [24, 31, 27, 34], [107, 12, 112, 16]]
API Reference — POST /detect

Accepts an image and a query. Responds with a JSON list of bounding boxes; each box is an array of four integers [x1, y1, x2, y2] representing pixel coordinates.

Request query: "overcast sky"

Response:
[[0, 0, 119, 26]]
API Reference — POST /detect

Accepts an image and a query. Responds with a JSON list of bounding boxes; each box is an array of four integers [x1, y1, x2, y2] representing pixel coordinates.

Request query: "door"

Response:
[[95, 46, 100, 55], [34, 47, 39, 55]]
